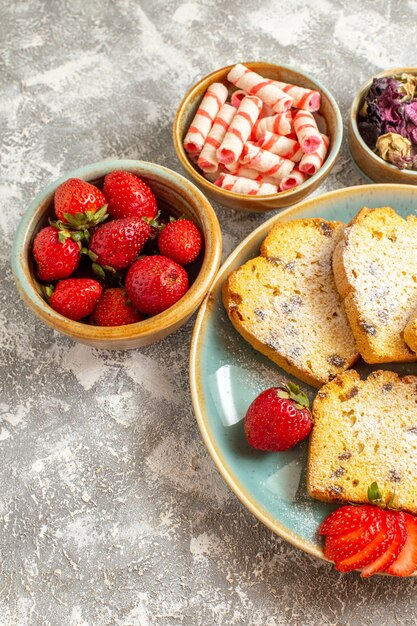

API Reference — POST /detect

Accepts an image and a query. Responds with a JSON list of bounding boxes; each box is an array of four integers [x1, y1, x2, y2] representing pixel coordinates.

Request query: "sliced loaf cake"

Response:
[[222, 218, 359, 388], [307, 369, 417, 514], [333, 207, 417, 363], [404, 308, 417, 353]]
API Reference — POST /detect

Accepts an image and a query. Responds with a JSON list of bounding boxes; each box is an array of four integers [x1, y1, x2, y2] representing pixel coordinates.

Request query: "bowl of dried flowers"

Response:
[[349, 68, 417, 183]]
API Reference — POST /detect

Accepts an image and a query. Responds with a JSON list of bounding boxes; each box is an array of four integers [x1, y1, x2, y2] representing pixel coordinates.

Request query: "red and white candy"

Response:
[[197, 103, 237, 173], [293, 110, 322, 154], [227, 64, 293, 113], [230, 90, 246, 109], [253, 111, 293, 139], [217, 95, 262, 165], [225, 162, 279, 184], [272, 80, 321, 112], [183, 82, 228, 155], [215, 173, 278, 195], [240, 143, 295, 182], [279, 167, 308, 191], [258, 132, 303, 162], [182, 64, 329, 196], [299, 134, 329, 175]]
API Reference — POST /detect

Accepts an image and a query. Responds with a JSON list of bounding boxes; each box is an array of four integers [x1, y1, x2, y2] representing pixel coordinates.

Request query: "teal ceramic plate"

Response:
[[190, 184, 417, 561]]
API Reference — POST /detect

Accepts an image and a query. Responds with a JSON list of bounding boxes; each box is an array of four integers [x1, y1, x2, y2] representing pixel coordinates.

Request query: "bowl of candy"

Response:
[[12, 160, 222, 349], [349, 67, 417, 183], [173, 62, 343, 212]]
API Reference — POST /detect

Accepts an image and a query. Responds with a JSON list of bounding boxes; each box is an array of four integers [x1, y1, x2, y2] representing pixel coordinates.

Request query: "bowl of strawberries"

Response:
[[12, 160, 222, 349]]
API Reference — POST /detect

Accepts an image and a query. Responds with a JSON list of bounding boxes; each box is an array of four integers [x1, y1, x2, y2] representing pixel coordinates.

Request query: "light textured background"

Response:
[[2, 1, 417, 624]]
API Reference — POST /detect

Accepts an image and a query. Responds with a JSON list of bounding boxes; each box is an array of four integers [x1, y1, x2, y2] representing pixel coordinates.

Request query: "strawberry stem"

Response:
[[367, 481, 399, 510], [92, 263, 106, 279], [44, 284, 54, 301], [276, 382, 310, 410], [367, 481, 383, 504]]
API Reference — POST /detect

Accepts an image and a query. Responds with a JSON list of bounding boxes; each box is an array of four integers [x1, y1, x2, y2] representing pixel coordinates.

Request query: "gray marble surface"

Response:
[[2, 1, 417, 624]]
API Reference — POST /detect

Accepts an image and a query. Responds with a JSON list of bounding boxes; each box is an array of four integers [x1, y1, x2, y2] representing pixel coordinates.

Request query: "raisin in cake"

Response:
[[333, 207, 417, 363], [307, 369, 417, 514], [222, 219, 359, 388]]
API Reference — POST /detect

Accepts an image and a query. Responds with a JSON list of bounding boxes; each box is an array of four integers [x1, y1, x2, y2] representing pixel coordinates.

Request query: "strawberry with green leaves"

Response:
[[125, 255, 188, 315], [103, 171, 158, 220], [48, 278, 102, 321], [244, 383, 312, 451], [54, 178, 107, 225], [88, 217, 151, 273], [91, 288, 143, 326], [33, 226, 81, 281]]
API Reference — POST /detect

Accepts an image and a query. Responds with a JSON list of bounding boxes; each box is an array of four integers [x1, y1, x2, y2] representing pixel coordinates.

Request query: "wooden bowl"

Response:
[[12, 159, 222, 349], [349, 67, 417, 184], [173, 62, 343, 212]]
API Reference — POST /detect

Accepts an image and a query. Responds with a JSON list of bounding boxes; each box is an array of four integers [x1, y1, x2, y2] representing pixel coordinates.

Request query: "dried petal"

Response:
[[376, 132, 411, 166]]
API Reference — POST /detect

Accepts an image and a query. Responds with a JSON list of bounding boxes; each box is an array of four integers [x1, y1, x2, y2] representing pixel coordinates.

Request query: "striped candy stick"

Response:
[[197, 103, 237, 173], [225, 162, 279, 185], [215, 173, 278, 196], [217, 95, 262, 165], [253, 111, 293, 139], [279, 167, 309, 191], [240, 143, 295, 182], [257, 131, 303, 162], [293, 110, 322, 154], [230, 89, 246, 108], [299, 134, 330, 175], [272, 80, 321, 112], [230, 89, 277, 119], [227, 64, 293, 113], [183, 82, 228, 155]]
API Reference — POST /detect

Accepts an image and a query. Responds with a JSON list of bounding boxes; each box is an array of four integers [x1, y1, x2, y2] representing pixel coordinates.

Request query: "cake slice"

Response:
[[333, 207, 417, 363], [222, 218, 359, 388], [404, 308, 417, 353], [307, 370, 417, 514]]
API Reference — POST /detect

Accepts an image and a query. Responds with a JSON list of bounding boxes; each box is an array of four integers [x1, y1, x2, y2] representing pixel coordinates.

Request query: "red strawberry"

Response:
[[324, 521, 380, 563], [323, 507, 384, 563], [158, 219, 203, 265], [361, 512, 408, 577], [319, 505, 375, 536], [320, 484, 417, 577], [243, 383, 311, 451], [125, 255, 188, 315], [33, 226, 81, 281], [321, 505, 385, 570], [49, 278, 102, 321], [89, 217, 150, 271], [91, 288, 143, 326], [103, 171, 158, 220], [335, 513, 396, 572], [384, 512, 417, 577], [54, 178, 106, 223]]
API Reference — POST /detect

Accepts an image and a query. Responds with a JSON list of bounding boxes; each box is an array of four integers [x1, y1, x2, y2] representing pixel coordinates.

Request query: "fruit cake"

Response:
[[307, 369, 417, 514], [222, 218, 359, 388], [404, 308, 417, 353], [332, 207, 417, 363]]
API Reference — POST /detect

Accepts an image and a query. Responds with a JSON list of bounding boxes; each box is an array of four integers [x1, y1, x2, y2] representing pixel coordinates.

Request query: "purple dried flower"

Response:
[[405, 102, 417, 126], [358, 120, 382, 147], [368, 77, 400, 100], [358, 75, 417, 161]]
